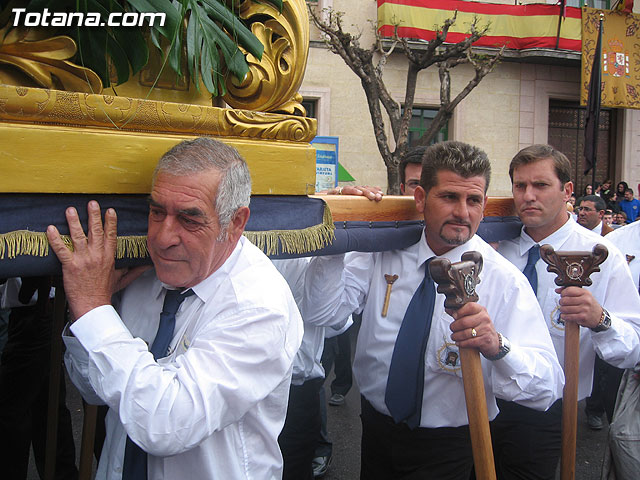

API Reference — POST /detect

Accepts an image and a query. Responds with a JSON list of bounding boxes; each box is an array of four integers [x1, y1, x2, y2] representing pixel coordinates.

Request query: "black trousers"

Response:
[[585, 355, 624, 422], [0, 304, 78, 480], [490, 399, 562, 480], [360, 396, 473, 480], [278, 376, 324, 480], [322, 328, 354, 397]]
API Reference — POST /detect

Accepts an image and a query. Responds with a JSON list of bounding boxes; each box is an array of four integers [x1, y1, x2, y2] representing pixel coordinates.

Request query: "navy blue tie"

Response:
[[122, 288, 194, 480], [523, 245, 541, 294], [385, 257, 435, 429]]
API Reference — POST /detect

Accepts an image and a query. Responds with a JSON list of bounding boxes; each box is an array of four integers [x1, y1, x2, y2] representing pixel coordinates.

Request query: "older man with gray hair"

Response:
[[48, 137, 303, 480]]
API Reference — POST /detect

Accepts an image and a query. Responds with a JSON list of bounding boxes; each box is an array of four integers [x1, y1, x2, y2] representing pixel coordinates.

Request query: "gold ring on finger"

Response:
[[470, 328, 477, 338]]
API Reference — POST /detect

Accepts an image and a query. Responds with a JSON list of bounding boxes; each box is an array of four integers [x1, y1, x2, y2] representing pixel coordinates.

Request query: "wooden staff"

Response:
[[79, 404, 98, 480], [45, 279, 65, 480], [540, 244, 608, 480], [430, 252, 496, 480]]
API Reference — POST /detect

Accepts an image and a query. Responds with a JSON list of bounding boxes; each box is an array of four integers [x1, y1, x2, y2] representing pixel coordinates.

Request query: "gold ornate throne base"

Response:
[[0, 85, 317, 195]]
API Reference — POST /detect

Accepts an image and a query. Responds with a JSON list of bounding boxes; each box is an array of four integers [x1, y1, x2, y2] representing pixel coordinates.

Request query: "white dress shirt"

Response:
[[63, 237, 303, 480], [305, 231, 564, 429], [0, 278, 25, 308], [272, 258, 349, 385], [591, 221, 604, 235], [607, 220, 640, 292], [499, 218, 640, 400], [0, 277, 54, 308]]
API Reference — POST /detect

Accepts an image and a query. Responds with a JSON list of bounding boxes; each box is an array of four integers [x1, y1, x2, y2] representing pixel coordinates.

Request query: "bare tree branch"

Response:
[[307, 5, 503, 193], [416, 47, 504, 147]]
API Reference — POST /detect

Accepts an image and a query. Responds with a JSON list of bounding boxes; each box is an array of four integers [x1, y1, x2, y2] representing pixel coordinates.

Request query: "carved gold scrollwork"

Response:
[[223, 0, 309, 115], [0, 25, 102, 94], [0, 84, 316, 142], [224, 109, 315, 141]]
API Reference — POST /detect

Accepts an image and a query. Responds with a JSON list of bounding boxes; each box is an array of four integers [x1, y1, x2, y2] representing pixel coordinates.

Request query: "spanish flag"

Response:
[[377, 0, 582, 51]]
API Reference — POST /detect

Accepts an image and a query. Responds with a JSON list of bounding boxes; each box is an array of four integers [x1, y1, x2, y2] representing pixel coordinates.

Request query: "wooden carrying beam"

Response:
[[315, 195, 516, 222]]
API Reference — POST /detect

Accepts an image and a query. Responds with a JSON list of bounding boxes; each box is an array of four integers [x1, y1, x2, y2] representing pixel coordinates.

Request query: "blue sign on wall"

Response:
[[311, 136, 339, 192]]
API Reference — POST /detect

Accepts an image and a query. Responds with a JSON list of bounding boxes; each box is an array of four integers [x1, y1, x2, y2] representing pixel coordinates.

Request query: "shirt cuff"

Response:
[[326, 316, 353, 338], [490, 343, 528, 377], [69, 305, 131, 352], [591, 314, 628, 358], [62, 326, 85, 354]]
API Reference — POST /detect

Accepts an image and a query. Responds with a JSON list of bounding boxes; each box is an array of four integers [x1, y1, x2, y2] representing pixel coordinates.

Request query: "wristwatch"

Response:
[[485, 333, 511, 361], [591, 308, 612, 333]]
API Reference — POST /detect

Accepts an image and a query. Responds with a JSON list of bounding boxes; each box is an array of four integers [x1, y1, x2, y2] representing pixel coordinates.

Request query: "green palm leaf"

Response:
[[18, 0, 283, 94]]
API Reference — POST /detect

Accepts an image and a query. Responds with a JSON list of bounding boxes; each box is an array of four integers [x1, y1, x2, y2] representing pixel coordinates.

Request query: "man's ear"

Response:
[[400, 183, 406, 195], [563, 181, 574, 202], [414, 186, 426, 213], [227, 206, 250, 243]]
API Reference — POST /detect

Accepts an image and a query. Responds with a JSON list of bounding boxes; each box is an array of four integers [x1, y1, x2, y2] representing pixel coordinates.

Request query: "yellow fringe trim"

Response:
[[0, 230, 149, 260], [0, 205, 335, 260], [243, 203, 336, 256]]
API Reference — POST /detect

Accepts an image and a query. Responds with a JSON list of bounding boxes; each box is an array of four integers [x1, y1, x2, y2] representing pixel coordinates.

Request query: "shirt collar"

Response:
[[418, 228, 481, 268], [518, 216, 573, 255], [190, 237, 244, 301], [152, 237, 245, 303], [591, 221, 603, 234]]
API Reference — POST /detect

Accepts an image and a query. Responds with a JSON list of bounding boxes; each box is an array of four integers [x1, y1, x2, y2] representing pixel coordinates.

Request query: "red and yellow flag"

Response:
[[377, 0, 582, 51], [581, 7, 640, 109]]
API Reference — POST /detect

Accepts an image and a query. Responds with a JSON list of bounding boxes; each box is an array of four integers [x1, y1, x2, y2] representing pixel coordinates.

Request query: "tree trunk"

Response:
[[387, 157, 402, 195], [308, 5, 502, 194]]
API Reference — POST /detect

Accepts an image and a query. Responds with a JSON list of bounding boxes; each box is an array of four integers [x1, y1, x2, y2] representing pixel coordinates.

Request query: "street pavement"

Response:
[[320, 373, 610, 480], [31, 370, 610, 480]]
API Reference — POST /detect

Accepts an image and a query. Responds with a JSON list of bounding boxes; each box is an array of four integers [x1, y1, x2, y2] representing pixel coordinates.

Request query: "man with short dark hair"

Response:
[[614, 211, 628, 226], [48, 138, 303, 479], [399, 146, 427, 196], [619, 188, 640, 222], [305, 141, 563, 480], [497, 144, 640, 479], [603, 209, 614, 228], [576, 195, 613, 235]]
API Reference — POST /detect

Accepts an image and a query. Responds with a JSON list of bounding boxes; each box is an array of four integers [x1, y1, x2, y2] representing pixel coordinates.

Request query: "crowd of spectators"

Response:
[[573, 179, 640, 228]]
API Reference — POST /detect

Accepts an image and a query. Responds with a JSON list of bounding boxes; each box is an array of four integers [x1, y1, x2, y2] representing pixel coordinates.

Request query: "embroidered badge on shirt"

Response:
[[550, 302, 565, 331], [437, 339, 462, 374], [626, 254, 635, 264]]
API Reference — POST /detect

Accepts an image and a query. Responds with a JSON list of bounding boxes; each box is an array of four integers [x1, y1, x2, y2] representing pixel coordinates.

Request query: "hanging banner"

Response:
[[581, 7, 640, 109], [377, 0, 582, 51]]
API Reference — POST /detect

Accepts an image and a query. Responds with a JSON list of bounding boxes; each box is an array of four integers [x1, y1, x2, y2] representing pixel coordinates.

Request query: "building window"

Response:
[[300, 87, 330, 136], [302, 99, 317, 119], [307, 0, 331, 7], [565, 0, 609, 8], [405, 107, 448, 146]]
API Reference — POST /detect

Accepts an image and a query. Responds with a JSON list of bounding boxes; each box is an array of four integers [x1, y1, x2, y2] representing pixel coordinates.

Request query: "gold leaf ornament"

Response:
[[0, 25, 102, 93], [223, 0, 309, 115]]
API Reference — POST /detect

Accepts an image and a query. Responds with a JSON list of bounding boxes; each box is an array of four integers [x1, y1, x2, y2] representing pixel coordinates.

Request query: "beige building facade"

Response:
[[300, 0, 640, 197]]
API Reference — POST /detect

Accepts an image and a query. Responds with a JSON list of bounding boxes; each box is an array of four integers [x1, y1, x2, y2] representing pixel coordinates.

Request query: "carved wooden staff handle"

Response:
[[539, 244, 608, 480], [430, 252, 496, 480]]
